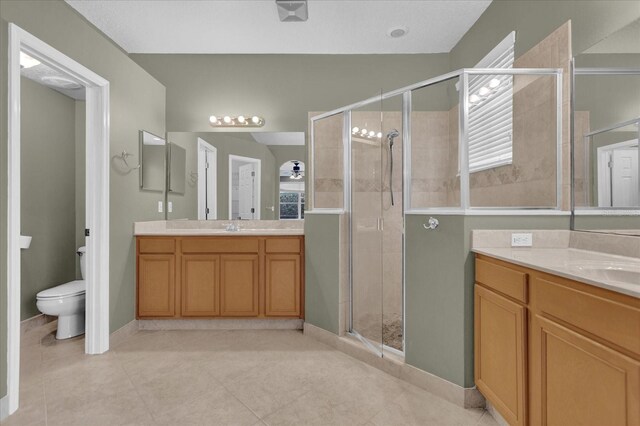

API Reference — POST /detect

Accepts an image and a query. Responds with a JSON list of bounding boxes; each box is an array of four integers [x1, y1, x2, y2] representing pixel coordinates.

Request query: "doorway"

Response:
[[6, 24, 110, 415], [197, 138, 217, 220], [597, 140, 639, 207], [228, 155, 261, 220]]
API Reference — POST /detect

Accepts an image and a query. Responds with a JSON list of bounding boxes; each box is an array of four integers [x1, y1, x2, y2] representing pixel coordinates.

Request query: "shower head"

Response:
[[386, 129, 399, 147]]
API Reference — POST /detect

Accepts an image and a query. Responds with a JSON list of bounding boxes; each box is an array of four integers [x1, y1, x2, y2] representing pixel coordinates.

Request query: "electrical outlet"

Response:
[[158, 201, 163, 213], [511, 232, 533, 247]]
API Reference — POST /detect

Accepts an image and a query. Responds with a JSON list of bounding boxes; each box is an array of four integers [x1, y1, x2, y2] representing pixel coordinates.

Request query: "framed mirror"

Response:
[[139, 130, 166, 192], [572, 18, 640, 235], [164, 132, 306, 220]]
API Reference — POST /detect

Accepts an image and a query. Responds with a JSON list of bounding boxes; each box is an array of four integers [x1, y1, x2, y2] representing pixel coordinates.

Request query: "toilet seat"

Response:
[[36, 280, 86, 300]]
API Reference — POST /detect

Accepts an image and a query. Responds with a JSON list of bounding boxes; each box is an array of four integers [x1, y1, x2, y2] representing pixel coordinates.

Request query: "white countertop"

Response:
[[473, 247, 640, 299], [134, 220, 304, 236]]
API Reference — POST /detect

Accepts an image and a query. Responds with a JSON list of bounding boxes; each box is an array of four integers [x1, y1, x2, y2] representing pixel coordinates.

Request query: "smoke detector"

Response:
[[276, 0, 308, 22]]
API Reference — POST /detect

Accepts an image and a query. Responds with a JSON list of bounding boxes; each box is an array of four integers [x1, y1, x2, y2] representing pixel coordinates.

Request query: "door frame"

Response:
[[197, 138, 217, 220], [6, 24, 110, 416], [228, 155, 261, 220], [597, 139, 638, 207]]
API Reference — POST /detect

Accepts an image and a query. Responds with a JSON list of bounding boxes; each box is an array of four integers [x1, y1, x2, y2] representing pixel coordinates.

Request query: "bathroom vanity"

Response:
[[472, 238, 640, 426], [135, 221, 304, 320]]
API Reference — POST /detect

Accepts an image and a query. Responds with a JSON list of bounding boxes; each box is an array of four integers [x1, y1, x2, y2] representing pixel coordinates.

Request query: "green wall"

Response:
[[132, 53, 451, 133], [450, 0, 640, 69], [20, 78, 77, 320], [1, 0, 166, 400], [304, 213, 340, 335]]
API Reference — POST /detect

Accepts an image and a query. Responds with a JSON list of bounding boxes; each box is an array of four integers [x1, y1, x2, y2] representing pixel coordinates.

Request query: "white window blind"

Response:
[[467, 32, 515, 173]]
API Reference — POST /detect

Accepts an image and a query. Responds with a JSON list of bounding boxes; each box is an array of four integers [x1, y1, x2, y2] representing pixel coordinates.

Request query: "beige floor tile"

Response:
[[476, 412, 500, 426], [262, 389, 370, 426], [368, 386, 485, 426], [131, 360, 218, 415], [153, 387, 260, 426]]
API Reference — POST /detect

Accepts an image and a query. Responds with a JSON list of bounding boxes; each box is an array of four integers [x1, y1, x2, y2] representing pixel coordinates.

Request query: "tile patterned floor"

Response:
[[5, 322, 498, 426]]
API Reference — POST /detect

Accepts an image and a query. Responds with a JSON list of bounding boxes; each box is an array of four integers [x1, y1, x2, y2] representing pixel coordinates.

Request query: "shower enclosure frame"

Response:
[[309, 67, 564, 358]]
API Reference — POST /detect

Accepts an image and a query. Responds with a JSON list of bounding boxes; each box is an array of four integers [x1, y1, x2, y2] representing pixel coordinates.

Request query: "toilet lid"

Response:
[[37, 280, 86, 299]]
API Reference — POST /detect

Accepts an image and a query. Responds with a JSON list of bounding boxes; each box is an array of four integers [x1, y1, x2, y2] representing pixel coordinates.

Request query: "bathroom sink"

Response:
[[565, 261, 640, 286]]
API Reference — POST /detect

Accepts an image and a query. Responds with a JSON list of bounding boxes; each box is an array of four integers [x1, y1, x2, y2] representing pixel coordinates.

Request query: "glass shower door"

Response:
[[350, 97, 384, 355]]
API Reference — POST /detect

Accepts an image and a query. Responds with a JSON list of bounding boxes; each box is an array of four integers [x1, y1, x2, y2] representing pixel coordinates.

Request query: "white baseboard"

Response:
[[139, 319, 304, 331], [0, 395, 9, 422], [304, 323, 485, 409]]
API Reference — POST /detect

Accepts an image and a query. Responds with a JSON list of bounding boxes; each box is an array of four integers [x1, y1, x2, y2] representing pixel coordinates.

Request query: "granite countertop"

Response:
[[473, 246, 640, 298], [134, 220, 304, 236]]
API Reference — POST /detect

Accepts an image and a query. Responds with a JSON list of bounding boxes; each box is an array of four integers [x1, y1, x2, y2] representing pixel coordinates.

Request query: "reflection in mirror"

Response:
[[572, 17, 640, 235], [279, 161, 305, 219], [139, 130, 166, 191], [165, 132, 305, 220], [168, 143, 186, 194]]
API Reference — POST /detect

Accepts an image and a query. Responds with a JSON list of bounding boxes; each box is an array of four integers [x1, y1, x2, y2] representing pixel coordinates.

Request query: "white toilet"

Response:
[[36, 246, 86, 339]]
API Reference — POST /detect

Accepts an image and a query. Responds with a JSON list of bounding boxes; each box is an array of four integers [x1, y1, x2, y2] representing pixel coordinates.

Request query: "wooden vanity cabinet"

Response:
[[136, 235, 304, 320], [475, 254, 640, 426]]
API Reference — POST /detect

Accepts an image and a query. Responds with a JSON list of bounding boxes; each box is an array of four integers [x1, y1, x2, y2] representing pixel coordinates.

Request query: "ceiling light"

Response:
[[388, 26, 408, 38], [276, 0, 308, 22], [209, 115, 265, 128], [20, 51, 40, 69], [290, 161, 303, 180]]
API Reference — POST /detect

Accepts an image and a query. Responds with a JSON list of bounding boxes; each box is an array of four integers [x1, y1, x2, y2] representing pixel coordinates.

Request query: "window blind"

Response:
[[467, 34, 515, 173]]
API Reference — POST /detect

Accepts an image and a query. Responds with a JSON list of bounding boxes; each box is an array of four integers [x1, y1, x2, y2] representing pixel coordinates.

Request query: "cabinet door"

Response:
[[182, 255, 219, 317], [474, 284, 527, 426], [265, 254, 301, 317], [530, 314, 640, 426], [220, 254, 259, 317], [138, 254, 175, 317]]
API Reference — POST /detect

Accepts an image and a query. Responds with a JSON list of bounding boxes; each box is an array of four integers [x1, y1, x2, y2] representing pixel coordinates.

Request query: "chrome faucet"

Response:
[[225, 223, 240, 232]]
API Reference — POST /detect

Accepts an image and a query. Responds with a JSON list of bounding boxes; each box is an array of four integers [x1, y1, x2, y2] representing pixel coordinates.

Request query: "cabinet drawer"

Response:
[[139, 238, 175, 254], [266, 238, 301, 253], [476, 257, 528, 304], [182, 238, 259, 253], [532, 276, 640, 355]]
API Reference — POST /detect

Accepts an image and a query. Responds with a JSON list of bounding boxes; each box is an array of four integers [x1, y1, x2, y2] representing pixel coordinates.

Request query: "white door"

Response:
[[238, 163, 256, 219], [611, 148, 639, 207], [197, 140, 217, 220]]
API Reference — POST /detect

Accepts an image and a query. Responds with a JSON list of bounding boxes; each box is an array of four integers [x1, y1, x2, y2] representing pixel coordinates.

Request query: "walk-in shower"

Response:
[[309, 67, 563, 357]]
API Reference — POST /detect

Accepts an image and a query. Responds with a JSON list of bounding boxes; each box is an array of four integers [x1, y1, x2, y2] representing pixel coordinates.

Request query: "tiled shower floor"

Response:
[[5, 322, 498, 425]]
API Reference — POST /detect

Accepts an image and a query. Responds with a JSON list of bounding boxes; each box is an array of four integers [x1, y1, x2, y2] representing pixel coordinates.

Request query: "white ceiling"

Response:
[[65, 0, 492, 54]]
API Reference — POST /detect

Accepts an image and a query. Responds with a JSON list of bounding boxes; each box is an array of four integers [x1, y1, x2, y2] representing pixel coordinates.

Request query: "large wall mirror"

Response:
[[164, 131, 306, 220], [572, 18, 640, 235]]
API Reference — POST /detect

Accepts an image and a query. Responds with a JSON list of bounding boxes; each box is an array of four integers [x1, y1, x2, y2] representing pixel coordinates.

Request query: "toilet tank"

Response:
[[77, 246, 86, 279]]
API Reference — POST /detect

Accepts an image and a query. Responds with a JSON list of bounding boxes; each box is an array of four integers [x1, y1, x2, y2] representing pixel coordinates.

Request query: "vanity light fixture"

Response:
[[352, 126, 382, 140], [209, 115, 265, 128], [469, 77, 505, 106]]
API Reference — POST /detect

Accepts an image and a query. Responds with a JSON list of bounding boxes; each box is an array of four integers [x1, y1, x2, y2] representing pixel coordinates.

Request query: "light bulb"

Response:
[[478, 87, 490, 96], [469, 94, 480, 104], [238, 115, 246, 123], [361, 128, 367, 135], [352, 127, 359, 133], [489, 78, 500, 89], [377, 132, 382, 138], [209, 115, 218, 124], [369, 131, 375, 137], [223, 116, 232, 124], [251, 116, 260, 124]]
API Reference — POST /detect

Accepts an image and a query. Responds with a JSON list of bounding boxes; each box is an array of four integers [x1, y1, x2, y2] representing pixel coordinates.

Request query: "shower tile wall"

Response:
[[311, 113, 344, 209], [573, 111, 591, 206]]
